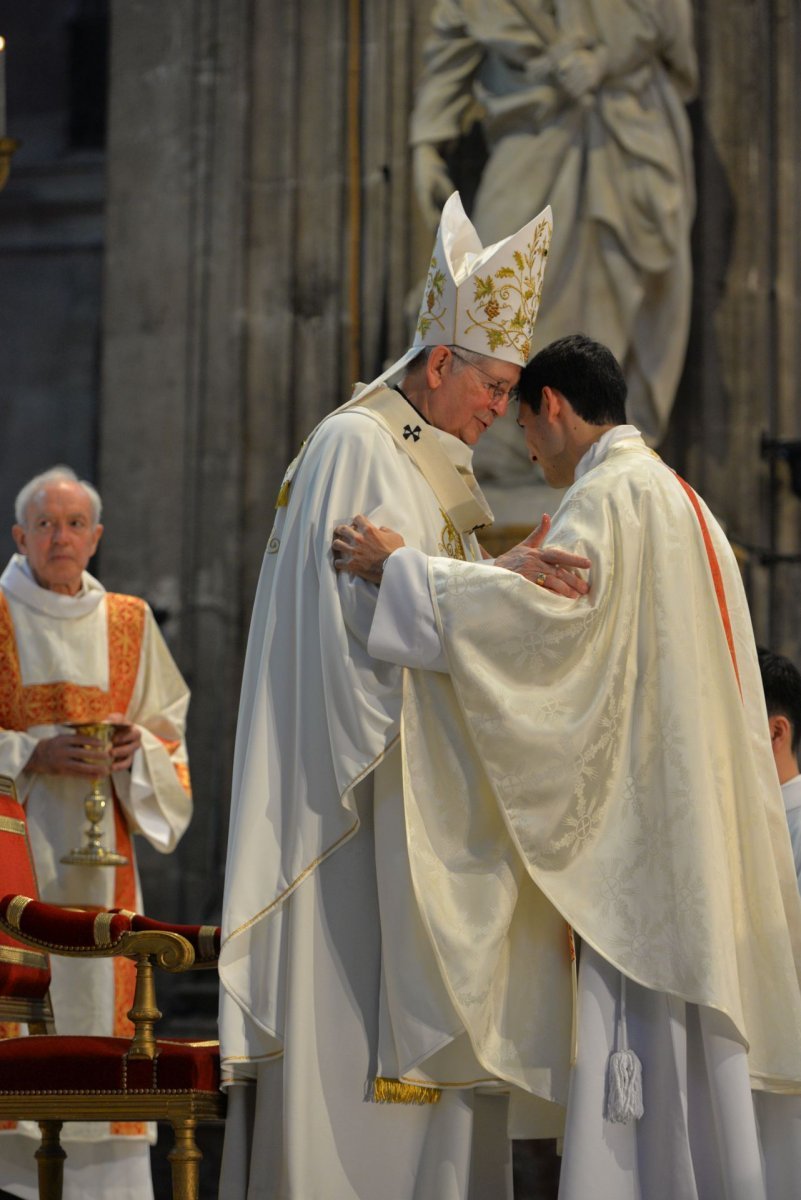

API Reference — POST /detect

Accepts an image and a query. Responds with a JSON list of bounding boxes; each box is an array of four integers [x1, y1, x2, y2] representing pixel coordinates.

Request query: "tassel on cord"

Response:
[[372, 1077, 442, 1105], [605, 974, 644, 1124]]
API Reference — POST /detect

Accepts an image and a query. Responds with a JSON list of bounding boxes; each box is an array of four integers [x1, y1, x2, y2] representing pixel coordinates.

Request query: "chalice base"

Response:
[[60, 844, 129, 868]]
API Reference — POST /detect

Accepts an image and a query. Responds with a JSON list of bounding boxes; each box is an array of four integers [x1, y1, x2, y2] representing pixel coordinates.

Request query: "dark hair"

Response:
[[758, 647, 801, 756], [519, 334, 627, 425]]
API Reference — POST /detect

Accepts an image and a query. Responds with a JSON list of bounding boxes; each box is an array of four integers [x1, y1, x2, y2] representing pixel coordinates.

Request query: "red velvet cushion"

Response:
[[0, 792, 50, 999], [128, 915, 220, 961], [0, 897, 131, 952], [0, 1035, 219, 1094]]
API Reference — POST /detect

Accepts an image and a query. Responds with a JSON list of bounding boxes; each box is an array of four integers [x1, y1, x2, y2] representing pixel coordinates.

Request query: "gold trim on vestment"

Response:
[[223, 734, 401, 943], [372, 1077, 441, 1105], [438, 509, 467, 560], [0, 816, 25, 836]]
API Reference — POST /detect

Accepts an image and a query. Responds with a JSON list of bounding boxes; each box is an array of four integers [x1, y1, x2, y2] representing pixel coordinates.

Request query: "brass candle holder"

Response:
[[0, 137, 19, 192], [60, 722, 129, 868]]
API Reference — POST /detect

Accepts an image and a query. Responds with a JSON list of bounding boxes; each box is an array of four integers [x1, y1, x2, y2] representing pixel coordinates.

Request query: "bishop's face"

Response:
[[12, 482, 103, 595], [427, 349, 521, 446]]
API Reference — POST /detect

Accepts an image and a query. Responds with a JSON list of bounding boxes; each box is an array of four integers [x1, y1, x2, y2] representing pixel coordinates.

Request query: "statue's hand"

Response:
[[413, 144, 455, 233], [555, 46, 610, 101]]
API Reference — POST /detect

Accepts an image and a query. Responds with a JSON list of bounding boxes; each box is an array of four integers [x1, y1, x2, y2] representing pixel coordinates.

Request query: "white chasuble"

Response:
[[0, 555, 192, 1200], [219, 391, 524, 1200], [392, 435, 801, 1096]]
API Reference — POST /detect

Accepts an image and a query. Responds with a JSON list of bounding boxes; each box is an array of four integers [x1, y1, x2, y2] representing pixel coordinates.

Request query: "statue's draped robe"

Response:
[[369, 429, 801, 1197], [0, 555, 192, 1200], [219, 390, 538, 1200], [412, 0, 696, 449]]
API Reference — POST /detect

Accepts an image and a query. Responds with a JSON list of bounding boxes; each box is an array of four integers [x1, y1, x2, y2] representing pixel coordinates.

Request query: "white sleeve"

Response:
[[113, 606, 192, 854], [368, 546, 448, 671]]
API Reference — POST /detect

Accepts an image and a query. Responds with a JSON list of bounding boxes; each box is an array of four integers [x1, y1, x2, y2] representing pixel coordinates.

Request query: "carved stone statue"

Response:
[[412, 0, 697, 480]]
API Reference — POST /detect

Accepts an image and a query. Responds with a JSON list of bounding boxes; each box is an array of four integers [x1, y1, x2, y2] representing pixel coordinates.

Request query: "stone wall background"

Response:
[[1, 0, 800, 943]]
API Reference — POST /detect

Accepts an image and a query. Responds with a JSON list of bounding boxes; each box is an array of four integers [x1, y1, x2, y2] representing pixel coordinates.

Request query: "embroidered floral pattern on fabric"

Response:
[[463, 217, 550, 360], [416, 255, 447, 339]]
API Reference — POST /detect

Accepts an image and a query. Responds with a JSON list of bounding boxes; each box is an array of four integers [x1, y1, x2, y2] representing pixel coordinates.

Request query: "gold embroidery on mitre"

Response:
[[372, 1077, 442, 1105], [464, 215, 551, 361], [416, 253, 447, 340], [439, 510, 467, 560]]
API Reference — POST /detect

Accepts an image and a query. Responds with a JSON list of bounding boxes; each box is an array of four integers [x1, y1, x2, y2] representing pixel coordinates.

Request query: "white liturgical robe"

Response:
[[0, 555, 192, 1200], [219, 388, 526, 1200], [369, 428, 801, 1198]]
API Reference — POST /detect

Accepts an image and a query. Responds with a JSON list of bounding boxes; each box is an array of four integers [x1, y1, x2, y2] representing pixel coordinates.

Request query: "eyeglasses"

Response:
[[450, 348, 520, 407]]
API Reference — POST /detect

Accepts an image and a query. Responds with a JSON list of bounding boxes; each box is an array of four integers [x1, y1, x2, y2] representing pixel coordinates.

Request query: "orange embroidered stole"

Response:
[[673, 474, 742, 694]]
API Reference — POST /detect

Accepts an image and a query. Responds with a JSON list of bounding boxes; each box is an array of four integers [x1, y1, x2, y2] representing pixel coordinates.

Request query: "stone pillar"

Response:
[[101, 0, 249, 920]]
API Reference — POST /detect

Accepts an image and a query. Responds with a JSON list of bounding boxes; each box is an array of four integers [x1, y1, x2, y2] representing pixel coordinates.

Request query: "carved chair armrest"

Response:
[[0, 896, 200, 1060], [0, 896, 219, 964]]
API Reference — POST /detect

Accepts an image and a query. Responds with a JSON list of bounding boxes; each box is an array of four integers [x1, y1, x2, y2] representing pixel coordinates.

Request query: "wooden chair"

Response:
[[0, 776, 224, 1200]]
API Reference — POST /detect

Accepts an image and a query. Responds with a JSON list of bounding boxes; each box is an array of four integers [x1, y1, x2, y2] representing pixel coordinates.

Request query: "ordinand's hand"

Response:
[[333, 514, 406, 585], [26, 732, 113, 778], [495, 515, 591, 598]]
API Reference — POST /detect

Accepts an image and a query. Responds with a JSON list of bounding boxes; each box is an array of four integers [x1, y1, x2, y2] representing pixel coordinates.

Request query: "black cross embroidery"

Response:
[[403, 424, 422, 442]]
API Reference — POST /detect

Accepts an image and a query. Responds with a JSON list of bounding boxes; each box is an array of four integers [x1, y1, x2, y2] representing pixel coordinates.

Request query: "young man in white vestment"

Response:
[[218, 196, 598, 1199], [333, 335, 801, 1200], [758, 648, 801, 889], [0, 467, 192, 1200]]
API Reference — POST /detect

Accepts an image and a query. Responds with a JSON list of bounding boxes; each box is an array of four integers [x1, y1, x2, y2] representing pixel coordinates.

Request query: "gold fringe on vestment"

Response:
[[372, 1077, 442, 1105]]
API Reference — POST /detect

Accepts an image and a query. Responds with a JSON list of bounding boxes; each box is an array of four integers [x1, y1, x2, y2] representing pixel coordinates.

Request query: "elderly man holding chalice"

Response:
[[0, 466, 192, 1200]]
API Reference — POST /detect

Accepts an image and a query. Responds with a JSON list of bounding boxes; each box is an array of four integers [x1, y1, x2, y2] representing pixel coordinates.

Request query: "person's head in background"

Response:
[[758, 647, 801, 785]]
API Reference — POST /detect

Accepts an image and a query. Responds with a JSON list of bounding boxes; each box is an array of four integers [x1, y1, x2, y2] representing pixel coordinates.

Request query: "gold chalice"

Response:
[[60, 722, 129, 867]]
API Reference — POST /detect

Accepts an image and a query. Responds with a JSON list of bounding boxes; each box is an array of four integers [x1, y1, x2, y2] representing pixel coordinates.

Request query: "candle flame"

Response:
[[0, 37, 5, 51]]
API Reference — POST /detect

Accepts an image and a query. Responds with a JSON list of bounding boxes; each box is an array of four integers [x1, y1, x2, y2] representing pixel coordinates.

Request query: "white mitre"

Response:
[[356, 192, 553, 399]]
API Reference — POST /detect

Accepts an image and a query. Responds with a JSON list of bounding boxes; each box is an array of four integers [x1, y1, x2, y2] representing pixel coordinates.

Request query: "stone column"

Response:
[[101, 0, 249, 919]]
